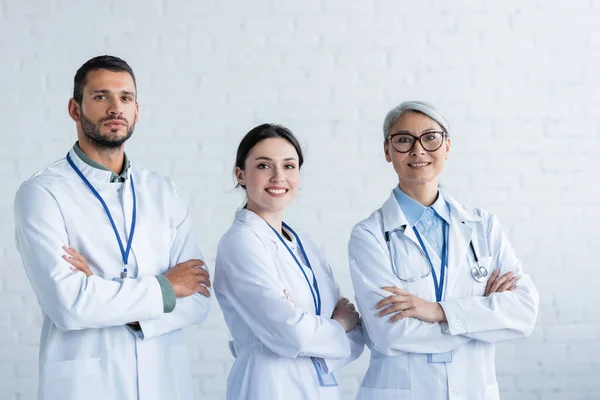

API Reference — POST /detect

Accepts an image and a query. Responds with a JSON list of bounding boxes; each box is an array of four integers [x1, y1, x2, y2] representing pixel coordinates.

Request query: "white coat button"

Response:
[[434, 242, 439, 248], [427, 220, 433, 226], [454, 322, 461, 329]]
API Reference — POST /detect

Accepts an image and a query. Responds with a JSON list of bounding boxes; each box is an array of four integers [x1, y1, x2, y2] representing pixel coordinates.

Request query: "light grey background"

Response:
[[1, 0, 598, 399]]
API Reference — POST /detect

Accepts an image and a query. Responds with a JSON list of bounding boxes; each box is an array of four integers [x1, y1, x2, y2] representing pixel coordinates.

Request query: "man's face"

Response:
[[71, 69, 139, 149]]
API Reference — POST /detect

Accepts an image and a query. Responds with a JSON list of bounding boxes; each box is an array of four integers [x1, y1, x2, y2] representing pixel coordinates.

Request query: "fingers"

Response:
[[337, 298, 350, 306], [61, 246, 92, 277], [488, 271, 514, 294], [381, 286, 407, 295], [377, 303, 409, 317], [62, 246, 86, 263], [184, 259, 206, 268], [389, 307, 420, 322], [195, 268, 211, 287], [197, 285, 211, 298], [484, 269, 500, 296], [375, 294, 409, 310], [497, 275, 519, 292]]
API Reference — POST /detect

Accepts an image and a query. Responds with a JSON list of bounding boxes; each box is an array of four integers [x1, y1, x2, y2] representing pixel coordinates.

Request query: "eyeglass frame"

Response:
[[386, 130, 448, 154]]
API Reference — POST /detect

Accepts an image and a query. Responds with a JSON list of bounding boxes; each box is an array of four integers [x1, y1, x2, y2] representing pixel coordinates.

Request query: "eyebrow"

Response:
[[254, 156, 298, 162], [393, 128, 441, 135], [91, 89, 136, 96]]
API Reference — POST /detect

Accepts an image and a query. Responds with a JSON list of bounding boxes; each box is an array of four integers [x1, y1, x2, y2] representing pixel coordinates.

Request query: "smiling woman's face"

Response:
[[384, 111, 451, 189], [236, 137, 300, 216]]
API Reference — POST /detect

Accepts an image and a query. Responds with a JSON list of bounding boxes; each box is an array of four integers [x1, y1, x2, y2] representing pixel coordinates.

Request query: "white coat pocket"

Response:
[[470, 256, 493, 296], [133, 224, 175, 274], [42, 358, 103, 400]]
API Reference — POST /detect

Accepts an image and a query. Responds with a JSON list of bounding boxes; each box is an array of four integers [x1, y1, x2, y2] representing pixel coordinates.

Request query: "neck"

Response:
[[246, 203, 284, 235], [78, 137, 125, 175], [399, 180, 439, 207]]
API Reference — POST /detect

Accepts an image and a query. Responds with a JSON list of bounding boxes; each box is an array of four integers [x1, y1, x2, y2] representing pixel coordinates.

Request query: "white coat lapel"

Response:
[[442, 190, 482, 270], [381, 191, 421, 247]]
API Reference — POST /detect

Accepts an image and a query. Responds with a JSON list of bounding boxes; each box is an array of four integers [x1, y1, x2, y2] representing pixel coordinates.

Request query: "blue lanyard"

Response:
[[269, 222, 322, 316], [412, 223, 448, 302], [66, 153, 136, 279]]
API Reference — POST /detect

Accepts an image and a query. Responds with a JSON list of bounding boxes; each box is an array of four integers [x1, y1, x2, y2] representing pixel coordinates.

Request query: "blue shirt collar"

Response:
[[393, 185, 450, 226]]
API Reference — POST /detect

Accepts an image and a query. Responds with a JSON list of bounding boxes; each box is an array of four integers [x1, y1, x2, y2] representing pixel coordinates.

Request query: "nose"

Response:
[[410, 139, 426, 156], [270, 167, 285, 182], [106, 97, 124, 117]]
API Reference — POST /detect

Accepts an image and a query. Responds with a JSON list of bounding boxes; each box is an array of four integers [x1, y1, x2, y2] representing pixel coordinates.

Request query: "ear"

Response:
[[134, 101, 139, 124], [235, 166, 246, 187], [444, 137, 451, 160], [68, 98, 81, 122], [384, 140, 392, 163]]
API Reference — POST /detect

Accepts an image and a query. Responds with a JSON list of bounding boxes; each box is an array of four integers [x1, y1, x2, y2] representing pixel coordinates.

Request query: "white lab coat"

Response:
[[349, 189, 539, 400], [14, 148, 210, 400], [214, 209, 364, 400]]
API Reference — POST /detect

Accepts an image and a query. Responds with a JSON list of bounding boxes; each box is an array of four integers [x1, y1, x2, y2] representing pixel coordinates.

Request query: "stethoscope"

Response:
[[468, 240, 489, 282], [385, 228, 489, 283]]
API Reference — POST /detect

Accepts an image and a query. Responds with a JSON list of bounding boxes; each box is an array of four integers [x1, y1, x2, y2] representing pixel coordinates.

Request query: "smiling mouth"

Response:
[[265, 188, 289, 197], [408, 162, 431, 168]]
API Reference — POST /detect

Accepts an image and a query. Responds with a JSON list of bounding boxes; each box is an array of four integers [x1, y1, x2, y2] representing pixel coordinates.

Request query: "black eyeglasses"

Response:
[[387, 131, 447, 153]]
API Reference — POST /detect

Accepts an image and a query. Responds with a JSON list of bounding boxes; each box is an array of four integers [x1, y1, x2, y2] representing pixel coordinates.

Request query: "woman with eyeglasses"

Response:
[[348, 101, 539, 400], [214, 123, 364, 400]]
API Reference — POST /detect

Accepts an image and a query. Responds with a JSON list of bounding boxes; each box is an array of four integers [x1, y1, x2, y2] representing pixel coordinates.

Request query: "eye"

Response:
[[283, 164, 296, 169], [423, 133, 440, 142], [395, 135, 412, 143], [122, 96, 133, 102], [94, 95, 107, 100], [257, 163, 270, 169]]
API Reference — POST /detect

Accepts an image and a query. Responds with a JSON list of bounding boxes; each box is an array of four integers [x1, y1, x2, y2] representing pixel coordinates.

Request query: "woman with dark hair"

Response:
[[214, 123, 364, 400]]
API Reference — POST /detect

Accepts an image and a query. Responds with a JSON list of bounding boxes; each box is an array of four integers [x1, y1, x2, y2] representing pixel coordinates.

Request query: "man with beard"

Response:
[[14, 55, 211, 400]]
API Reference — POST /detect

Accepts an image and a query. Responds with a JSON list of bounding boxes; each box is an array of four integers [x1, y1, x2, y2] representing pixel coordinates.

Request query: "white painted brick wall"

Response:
[[1, 0, 598, 399]]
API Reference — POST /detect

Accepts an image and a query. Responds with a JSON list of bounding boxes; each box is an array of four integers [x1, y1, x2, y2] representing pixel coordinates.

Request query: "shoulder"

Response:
[[18, 158, 72, 192], [132, 166, 179, 195], [350, 207, 385, 241], [217, 218, 270, 254], [15, 158, 74, 203], [444, 192, 503, 237]]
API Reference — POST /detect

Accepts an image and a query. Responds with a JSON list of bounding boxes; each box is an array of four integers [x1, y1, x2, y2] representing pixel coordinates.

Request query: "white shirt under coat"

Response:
[[215, 209, 364, 400], [349, 188, 539, 400], [14, 148, 211, 400]]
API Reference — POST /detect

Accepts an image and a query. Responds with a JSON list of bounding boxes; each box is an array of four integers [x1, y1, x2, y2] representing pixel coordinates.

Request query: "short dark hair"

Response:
[[235, 123, 304, 189], [73, 55, 137, 103]]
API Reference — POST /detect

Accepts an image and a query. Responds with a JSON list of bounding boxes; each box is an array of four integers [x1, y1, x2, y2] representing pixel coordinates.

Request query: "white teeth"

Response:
[[267, 189, 286, 195], [410, 162, 429, 167]]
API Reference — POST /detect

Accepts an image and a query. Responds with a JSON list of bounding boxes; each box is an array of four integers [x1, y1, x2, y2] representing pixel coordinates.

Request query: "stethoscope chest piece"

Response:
[[470, 264, 488, 282]]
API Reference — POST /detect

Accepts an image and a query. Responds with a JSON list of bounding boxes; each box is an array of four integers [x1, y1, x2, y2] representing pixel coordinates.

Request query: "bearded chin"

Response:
[[80, 113, 134, 149]]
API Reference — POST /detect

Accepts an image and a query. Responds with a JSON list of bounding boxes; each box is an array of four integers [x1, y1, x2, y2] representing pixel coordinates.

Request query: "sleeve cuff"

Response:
[[439, 300, 468, 335], [155, 275, 176, 313]]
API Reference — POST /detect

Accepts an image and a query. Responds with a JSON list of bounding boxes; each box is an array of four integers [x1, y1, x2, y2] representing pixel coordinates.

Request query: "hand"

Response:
[[332, 298, 360, 332], [62, 246, 93, 277], [484, 270, 518, 296], [164, 259, 211, 298], [376, 286, 446, 323]]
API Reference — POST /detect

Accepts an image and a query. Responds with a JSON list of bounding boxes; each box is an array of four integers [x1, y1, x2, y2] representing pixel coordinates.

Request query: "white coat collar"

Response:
[[381, 187, 481, 237], [235, 209, 281, 243], [67, 147, 132, 183]]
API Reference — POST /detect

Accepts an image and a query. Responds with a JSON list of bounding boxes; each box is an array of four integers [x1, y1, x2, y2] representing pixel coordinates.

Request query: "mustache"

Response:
[[100, 115, 128, 124]]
